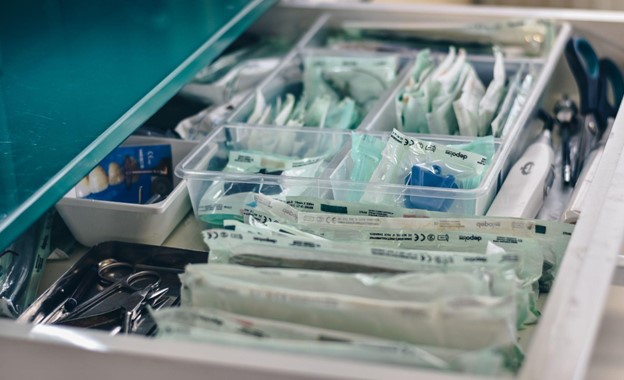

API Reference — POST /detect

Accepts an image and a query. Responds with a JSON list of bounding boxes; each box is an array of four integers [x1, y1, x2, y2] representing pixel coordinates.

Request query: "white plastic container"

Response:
[[56, 136, 197, 246]]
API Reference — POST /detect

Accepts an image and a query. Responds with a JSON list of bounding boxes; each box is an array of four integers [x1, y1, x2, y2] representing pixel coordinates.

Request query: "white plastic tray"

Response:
[[55, 136, 197, 246]]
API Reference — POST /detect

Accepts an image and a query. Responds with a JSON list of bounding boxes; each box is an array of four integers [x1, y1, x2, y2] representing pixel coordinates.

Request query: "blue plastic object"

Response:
[[404, 165, 458, 211]]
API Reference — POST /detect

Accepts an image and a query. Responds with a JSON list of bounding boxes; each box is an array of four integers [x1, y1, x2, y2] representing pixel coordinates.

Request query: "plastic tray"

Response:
[[228, 13, 570, 183], [176, 125, 503, 219], [56, 136, 198, 246]]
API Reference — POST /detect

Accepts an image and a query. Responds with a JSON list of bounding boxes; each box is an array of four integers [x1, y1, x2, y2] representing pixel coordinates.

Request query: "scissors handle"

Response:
[[597, 58, 624, 130], [565, 37, 601, 115], [58, 270, 160, 322]]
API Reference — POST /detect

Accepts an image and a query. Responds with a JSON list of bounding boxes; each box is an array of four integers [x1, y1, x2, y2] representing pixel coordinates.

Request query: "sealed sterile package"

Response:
[[285, 195, 452, 218], [349, 133, 386, 185], [197, 150, 330, 225], [453, 65, 486, 137], [202, 224, 539, 326], [234, 218, 542, 321], [295, 212, 571, 269], [183, 58, 281, 105], [201, 229, 540, 301], [175, 92, 250, 141], [183, 37, 290, 104], [153, 306, 519, 375], [180, 264, 518, 350], [223, 150, 327, 176], [427, 47, 470, 136], [303, 54, 399, 112], [498, 72, 534, 139], [188, 265, 500, 302], [287, 224, 546, 282], [243, 53, 399, 130], [246, 218, 330, 241], [477, 48, 506, 136], [360, 129, 488, 206], [198, 190, 257, 225], [491, 68, 523, 138], [452, 135, 497, 190], [225, 194, 558, 290], [245, 91, 359, 130], [396, 49, 436, 134], [335, 19, 554, 57]]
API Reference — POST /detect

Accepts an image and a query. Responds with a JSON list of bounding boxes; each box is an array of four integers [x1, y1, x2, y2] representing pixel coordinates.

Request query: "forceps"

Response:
[[565, 37, 624, 184], [56, 260, 161, 332]]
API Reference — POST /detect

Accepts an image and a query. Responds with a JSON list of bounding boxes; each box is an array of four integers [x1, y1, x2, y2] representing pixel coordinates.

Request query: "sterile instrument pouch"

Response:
[[303, 54, 399, 113], [197, 150, 328, 226], [180, 264, 519, 351], [360, 129, 487, 206], [153, 306, 520, 375], [201, 229, 540, 327]]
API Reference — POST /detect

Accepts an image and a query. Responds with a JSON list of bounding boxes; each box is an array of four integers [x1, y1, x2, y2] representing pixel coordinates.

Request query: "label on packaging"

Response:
[[77, 144, 173, 204]]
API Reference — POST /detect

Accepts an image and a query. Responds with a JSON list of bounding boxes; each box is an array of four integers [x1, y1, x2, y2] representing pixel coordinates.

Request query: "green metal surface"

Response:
[[0, 0, 275, 248]]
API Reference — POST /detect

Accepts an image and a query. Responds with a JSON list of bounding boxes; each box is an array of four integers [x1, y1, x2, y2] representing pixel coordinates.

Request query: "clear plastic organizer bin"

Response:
[[220, 14, 569, 189], [56, 136, 198, 246], [330, 133, 502, 215], [300, 15, 552, 135], [283, 13, 571, 176], [176, 125, 504, 221], [227, 48, 414, 130]]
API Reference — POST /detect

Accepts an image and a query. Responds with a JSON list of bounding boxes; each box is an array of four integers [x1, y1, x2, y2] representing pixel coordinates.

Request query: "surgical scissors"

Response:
[[565, 37, 624, 184], [57, 260, 161, 327]]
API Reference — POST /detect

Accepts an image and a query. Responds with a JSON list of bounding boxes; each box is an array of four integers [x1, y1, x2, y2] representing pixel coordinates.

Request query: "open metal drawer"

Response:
[[2, 2, 624, 379]]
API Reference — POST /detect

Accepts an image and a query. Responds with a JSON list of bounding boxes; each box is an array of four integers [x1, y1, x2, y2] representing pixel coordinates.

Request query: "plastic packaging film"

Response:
[[152, 306, 520, 375], [201, 227, 539, 326], [250, 194, 569, 290], [359, 129, 488, 206], [397, 47, 510, 137], [195, 129, 346, 225], [170, 168, 574, 375], [243, 54, 399, 129], [179, 264, 518, 351]]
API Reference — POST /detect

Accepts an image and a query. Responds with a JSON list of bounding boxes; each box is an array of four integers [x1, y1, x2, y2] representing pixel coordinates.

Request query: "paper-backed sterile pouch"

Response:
[[360, 129, 487, 206], [243, 194, 558, 292], [201, 230, 539, 326], [197, 150, 329, 225], [180, 264, 518, 350], [304, 54, 398, 112], [477, 48, 506, 136], [286, 195, 452, 218], [294, 212, 572, 291], [397, 49, 435, 134], [289, 223, 547, 289], [153, 306, 519, 375], [202, 229, 540, 286]]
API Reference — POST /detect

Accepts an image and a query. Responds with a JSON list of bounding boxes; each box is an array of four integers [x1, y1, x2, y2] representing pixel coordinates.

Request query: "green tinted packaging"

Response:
[[181, 264, 518, 350], [154, 306, 517, 375]]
